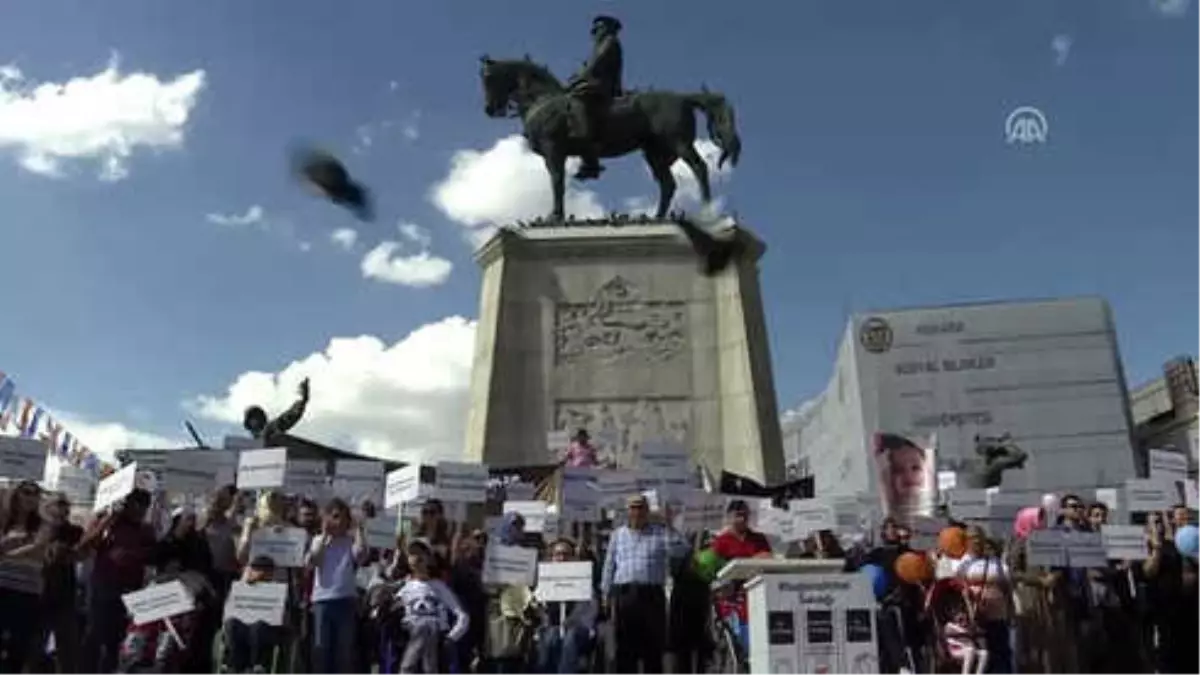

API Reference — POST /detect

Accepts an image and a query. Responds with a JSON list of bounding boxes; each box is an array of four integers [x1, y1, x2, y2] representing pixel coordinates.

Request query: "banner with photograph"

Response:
[[872, 431, 936, 526]]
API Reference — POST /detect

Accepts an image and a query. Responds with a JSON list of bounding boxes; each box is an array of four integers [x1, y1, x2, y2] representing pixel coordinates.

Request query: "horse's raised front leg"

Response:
[[542, 151, 567, 222]]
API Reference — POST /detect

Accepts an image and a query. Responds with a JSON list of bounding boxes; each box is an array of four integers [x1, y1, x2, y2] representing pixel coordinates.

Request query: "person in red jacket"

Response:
[[709, 500, 771, 650]]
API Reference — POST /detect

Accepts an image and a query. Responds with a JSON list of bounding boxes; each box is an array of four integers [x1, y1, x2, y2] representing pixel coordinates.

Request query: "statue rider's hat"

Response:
[[593, 15, 622, 33]]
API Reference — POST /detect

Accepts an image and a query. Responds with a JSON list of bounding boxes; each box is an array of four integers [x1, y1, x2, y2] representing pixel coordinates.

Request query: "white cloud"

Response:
[[1051, 34, 1072, 67], [0, 54, 205, 180], [298, 241, 312, 253], [188, 317, 476, 463], [207, 205, 265, 228], [397, 221, 431, 248], [1149, 0, 1192, 17], [330, 227, 358, 250], [361, 243, 453, 288], [430, 134, 605, 240]]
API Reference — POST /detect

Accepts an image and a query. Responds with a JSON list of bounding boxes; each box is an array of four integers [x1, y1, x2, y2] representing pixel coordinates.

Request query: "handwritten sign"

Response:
[[0, 437, 46, 482], [332, 460, 384, 505], [122, 580, 196, 626], [249, 526, 308, 567], [435, 461, 488, 503], [94, 462, 138, 513], [483, 544, 538, 586], [224, 581, 287, 626], [385, 466, 422, 508], [535, 562, 594, 603], [237, 448, 287, 489]]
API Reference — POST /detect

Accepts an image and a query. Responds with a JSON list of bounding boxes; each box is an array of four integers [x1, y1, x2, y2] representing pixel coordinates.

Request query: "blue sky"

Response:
[[0, 0, 1195, 460]]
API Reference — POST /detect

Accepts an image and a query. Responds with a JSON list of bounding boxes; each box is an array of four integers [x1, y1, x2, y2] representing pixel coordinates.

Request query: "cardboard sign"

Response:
[[248, 526, 309, 567], [0, 559, 44, 594], [0, 437, 47, 482], [1124, 479, 1176, 513], [94, 462, 138, 513], [1063, 531, 1107, 568], [1026, 529, 1066, 567], [224, 581, 287, 626], [535, 561, 594, 603], [122, 580, 196, 626], [482, 544, 538, 586], [237, 448, 288, 489]]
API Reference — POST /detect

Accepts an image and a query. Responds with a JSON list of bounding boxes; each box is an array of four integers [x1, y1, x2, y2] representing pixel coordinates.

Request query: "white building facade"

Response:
[[783, 297, 1138, 500]]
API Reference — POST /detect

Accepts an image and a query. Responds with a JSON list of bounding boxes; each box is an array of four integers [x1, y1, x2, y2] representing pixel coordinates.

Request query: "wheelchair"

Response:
[[212, 620, 285, 674]]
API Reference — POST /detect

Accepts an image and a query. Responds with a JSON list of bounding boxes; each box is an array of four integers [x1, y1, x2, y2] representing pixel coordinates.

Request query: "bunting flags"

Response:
[[0, 369, 116, 479]]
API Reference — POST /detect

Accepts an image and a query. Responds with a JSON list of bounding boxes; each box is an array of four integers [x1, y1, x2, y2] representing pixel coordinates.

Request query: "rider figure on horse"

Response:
[[568, 15, 624, 181]]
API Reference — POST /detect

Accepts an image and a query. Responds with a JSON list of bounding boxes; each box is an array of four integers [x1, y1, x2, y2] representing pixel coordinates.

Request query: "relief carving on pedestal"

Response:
[[554, 276, 687, 365], [553, 398, 691, 470]]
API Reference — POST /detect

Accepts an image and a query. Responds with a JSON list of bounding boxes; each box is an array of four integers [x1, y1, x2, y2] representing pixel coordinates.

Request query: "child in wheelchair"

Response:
[[390, 539, 469, 673], [220, 555, 285, 673]]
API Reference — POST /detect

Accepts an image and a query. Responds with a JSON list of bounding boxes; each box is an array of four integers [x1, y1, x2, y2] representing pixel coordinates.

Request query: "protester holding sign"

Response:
[[78, 487, 155, 673], [223, 555, 288, 673], [533, 539, 598, 674], [307, 497, 367, 673], [0, 480, 50, 673]]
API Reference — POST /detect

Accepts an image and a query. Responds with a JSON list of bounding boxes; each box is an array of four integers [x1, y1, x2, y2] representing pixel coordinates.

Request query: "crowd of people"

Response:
[[0, 474, 1197, 674]]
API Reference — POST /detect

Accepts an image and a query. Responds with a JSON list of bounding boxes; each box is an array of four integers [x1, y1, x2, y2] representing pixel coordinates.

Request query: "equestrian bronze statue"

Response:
[[479, 16, 742, 223]]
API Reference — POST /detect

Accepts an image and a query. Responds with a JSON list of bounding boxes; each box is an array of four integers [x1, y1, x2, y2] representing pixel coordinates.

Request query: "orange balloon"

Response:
[[894, 551, 934, 585], [938, 526, 969, 558]]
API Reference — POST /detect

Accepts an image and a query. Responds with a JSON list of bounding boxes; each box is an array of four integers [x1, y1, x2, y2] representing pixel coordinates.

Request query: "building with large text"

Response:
[[782, 297, 1139, 501]]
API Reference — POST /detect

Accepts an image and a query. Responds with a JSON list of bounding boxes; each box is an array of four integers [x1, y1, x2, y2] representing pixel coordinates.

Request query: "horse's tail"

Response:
[[687, 91, 742, 169]]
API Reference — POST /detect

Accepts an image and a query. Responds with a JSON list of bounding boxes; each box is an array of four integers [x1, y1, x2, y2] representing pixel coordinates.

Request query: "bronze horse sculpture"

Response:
[[479, 56, 742, 223]]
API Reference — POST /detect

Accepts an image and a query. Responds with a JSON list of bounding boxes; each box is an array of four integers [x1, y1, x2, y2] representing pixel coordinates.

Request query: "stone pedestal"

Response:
[[463, 221, 785, 485]]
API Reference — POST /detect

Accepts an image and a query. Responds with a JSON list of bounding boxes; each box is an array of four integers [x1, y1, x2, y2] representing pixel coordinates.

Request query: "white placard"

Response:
[[947, 489, 990, 521], [1095, 488, 1120, 512], [561, 468, 600, 521], [332, 460, 384, 505], [122, 580, 196, 626], [1124, 479, 1176, 513], [482, 544, 538, 586], [284, 460, 329, 498], [0, 559, 44, 594], [385, 466, 423, 508], [237, 448, 288, 490], [365, 515, 399, 550], [1149, 449, 1189, 483], [535, 561, 594, 603], [503, 500, 549, 533], [94, 462, 138, 513], [164, 450, 237, 495], [505, 482, 537, 501], [1101, 525, 1147, 561], [52, 464, 96, 509], [1026, 529, 1066, 567], [223, 581, 287, 626], [546, 430, 571, 456], [1064, 531, 1107, 568], [248, 526, 309, 567], [399, 498, 466, 523], [595, 471, 639, 506], [0, 437, 47, 482], [788, 499, 836, 538], [434, 462, 488, 503], [637, 438, 690, 482], [936, 471, 958, 492]]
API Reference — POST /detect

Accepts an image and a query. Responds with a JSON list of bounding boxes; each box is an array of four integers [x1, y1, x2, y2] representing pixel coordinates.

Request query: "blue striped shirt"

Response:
[[600, 523, 689, 595]]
